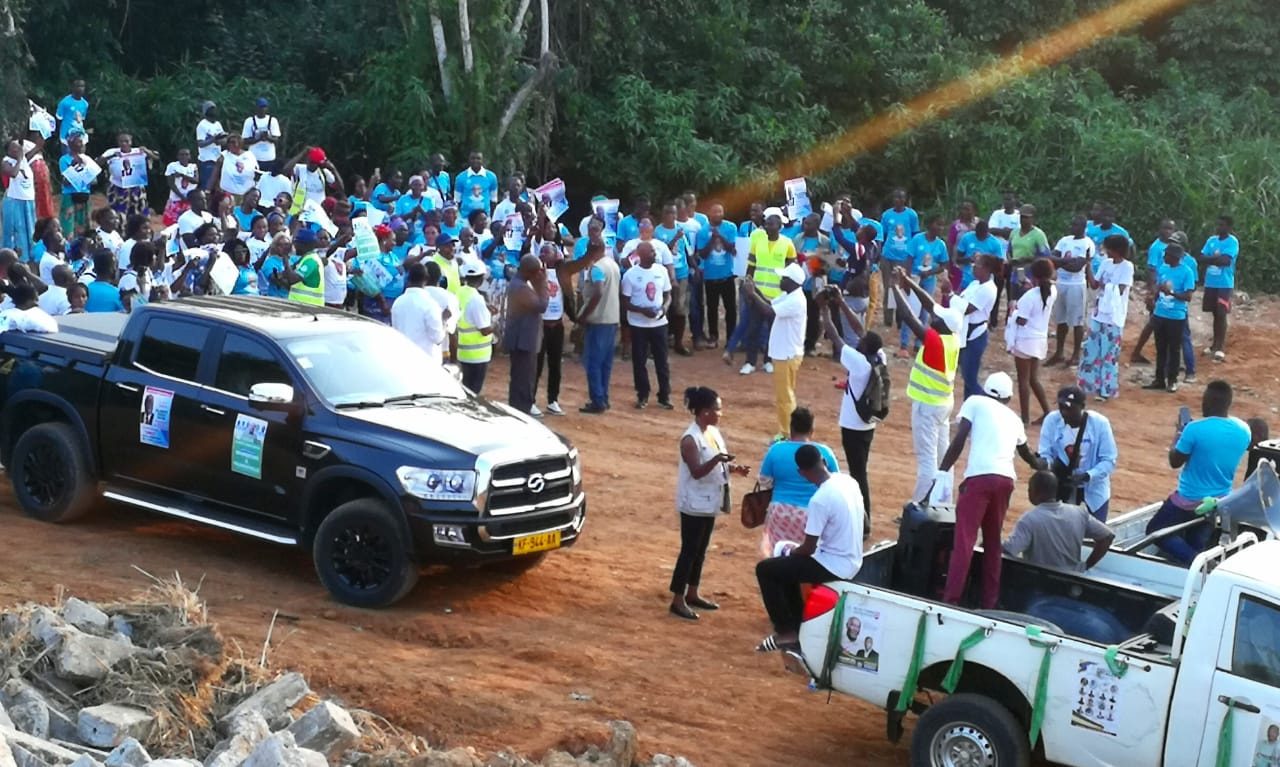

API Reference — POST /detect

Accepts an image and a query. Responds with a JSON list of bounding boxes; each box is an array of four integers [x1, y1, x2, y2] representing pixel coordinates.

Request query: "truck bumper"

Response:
[[405, 493, 586, 563]]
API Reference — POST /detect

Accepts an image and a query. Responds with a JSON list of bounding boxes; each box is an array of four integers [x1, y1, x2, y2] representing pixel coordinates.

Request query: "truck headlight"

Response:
[[397, 467, 477, 501], [569, 447, 581, 486]]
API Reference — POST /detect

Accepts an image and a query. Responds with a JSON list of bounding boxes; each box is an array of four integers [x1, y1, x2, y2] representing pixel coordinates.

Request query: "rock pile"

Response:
[[0, 585, 695, 767]]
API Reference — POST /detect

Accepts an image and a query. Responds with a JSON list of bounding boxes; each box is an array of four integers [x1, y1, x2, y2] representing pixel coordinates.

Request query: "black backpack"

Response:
[[852, 356, 891, 423]]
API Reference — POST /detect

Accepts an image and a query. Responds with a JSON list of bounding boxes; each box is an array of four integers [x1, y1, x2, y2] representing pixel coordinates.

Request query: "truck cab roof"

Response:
[[137, 296, 372, 339], [1211, 538, 1280, 586]]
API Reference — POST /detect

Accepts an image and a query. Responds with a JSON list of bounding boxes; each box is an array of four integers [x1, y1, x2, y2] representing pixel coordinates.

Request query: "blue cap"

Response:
[[256, 97, 269, 108], [436, 233, 455, 247], [293, 228, 318, 245]]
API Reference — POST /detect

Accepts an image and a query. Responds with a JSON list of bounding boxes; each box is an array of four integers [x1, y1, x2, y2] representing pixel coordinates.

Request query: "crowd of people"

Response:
[[0, 80, 1268, 644]]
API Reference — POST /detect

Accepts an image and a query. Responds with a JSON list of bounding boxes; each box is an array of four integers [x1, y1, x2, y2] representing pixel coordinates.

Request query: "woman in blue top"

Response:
[[757, 407, 840, 557]]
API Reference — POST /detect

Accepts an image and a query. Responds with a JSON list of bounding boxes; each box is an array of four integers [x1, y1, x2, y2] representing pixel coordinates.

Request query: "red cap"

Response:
[[308, 147, 327, 164], [373, 224, 393, 239]]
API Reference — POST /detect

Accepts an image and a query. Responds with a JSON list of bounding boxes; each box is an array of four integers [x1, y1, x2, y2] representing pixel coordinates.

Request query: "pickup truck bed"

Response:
[[0, 313, 126, 365]]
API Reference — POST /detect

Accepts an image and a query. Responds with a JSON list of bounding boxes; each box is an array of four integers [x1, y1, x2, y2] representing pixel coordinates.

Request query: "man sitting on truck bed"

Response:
[[1004, 470, 1114, 572], [1146, 379, 1251, 564]]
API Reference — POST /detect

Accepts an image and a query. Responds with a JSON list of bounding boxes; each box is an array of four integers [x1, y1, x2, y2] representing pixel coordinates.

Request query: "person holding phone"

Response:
[[671, 386, 750, 621]]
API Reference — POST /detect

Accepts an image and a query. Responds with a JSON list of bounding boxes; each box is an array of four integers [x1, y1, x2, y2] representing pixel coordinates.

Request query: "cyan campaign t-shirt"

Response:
[[654, 224, 690, 280], [759, 441, 840, 507], [1175, 416, 1251, 500], [880, 208, 919, 262], [956, 231, 1005, 289], [909, 233, 947, 296], [1154, 262, 1197, 321], [1086, 222, 1131, 273], [696, 221, 738, 281], [1202, 235, 1240, 290]]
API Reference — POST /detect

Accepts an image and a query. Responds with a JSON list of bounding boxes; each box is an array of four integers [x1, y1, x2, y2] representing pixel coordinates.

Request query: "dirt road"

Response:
[[0, 299, 1275, 766]]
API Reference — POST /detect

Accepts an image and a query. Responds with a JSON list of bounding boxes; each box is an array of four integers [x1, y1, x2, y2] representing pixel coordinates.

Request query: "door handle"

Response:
[[200, 404, 226, 416], [1219, 695, 1261, 714], [115, 382, 140, 393]]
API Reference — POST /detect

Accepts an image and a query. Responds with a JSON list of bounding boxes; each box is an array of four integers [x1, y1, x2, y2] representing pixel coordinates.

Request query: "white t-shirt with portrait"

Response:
[[620, 263, 672, 328], [219, 150, 259, 195], [804, 473, 864, 579], [165, 161, 197, 203], [957, 394, 1027, 480], [3, 156, 35, 201], [178, 209, 214, 237], [620, 238, 673, 268], [1052, 235, 1095, 287], [1093, 258, 1135, 328], [241, 115, 282, 163], [839, 345, 886, 431], [196, 119, 225, 163]]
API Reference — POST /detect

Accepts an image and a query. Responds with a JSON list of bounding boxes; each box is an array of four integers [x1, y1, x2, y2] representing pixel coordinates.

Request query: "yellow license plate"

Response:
[[512, 531, 561, 555]]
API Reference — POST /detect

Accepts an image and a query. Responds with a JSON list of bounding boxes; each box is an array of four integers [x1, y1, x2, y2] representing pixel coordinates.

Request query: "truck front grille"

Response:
[[487, 455, 574, 516]]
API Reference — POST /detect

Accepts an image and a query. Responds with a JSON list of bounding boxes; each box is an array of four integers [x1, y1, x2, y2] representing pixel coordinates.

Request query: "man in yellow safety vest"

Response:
[[282, 227, 326, 305], [455, 261, 494, 393]]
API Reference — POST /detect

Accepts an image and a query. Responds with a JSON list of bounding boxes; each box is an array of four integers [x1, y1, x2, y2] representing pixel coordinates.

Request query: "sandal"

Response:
[[754, 634, 800, 653], [687, 596, 719, 611], [669, 604, 699, 621]]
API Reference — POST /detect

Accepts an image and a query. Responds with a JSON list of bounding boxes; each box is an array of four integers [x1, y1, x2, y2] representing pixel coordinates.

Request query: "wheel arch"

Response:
[[917, 660, 1033, 732], [298, 465, 410, 552], [2, 394, 93, 471]]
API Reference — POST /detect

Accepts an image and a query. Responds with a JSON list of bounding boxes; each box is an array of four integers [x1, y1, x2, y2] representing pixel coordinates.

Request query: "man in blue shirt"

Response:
[[738, 201, 765, 238], [1085, 205, 1132, 274], [954, 220, 1005, 291], [454, 151, 498, 217], [1129, 218, 1177, 365], [1143, 244, 1197, 393], [655, 202, 693, 355], [426, 153, 451, 202], [617, 195, 651, 245], [696, 201, 737, 349], [1037, 386, 1118, 521], [899, 216, 948, 356], [1146, 380, 1251, 564], [878, 189, 919, 328], [56, 80, 89, 152], [1198, 215, 1239, 362]]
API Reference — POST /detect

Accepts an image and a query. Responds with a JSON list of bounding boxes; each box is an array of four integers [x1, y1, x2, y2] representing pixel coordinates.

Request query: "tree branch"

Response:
[[459, 0, 473, 74], [495, 52, 557, 146], [427, 0, 453, 105], [538, 0, 549, 55], [502, 0, 532, 62]]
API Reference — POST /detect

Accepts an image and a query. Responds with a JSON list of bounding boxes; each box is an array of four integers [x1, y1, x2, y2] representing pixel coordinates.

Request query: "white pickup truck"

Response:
[[787, 531, 1280, 766]]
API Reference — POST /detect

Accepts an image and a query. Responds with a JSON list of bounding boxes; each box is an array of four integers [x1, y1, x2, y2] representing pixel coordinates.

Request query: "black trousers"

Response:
[[508, 350, 537, 413], [804, 289, 820, 353], [755, 555, 838, 635], [841, 427, 875, 530], [1152, 315, 1185, 386], [460, 361, 488, 394], [670, 513, 716, 594], [631, 325, 671, 403], [705, 277, 737, 342], [535, 322, 565, 404]]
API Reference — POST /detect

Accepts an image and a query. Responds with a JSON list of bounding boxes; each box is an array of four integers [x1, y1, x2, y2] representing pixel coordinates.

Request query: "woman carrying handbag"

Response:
[[671, 386, 751, 621]]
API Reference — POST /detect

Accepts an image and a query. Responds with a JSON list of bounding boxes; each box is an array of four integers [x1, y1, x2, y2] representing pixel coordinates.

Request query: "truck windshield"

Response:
[[283, 324, 468, 407]]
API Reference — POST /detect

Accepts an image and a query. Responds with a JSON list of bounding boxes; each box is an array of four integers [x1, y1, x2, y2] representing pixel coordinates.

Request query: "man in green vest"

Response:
[[431, 233, 462, 294], [281, 227, 325, 306], [891, 266, 967, 506], [455, 261, 494, 393]]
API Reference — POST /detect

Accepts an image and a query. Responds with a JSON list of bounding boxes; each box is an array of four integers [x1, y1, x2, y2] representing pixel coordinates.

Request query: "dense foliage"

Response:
[[5, 0, 1280, 287]]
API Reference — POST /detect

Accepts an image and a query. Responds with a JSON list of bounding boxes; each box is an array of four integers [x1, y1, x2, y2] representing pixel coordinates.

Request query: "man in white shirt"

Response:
[[1046, 214, 1095, 366], [177, 190, 214, 249], [424, 260, 460, 359], [957, 255, 998, 398], [620, 242, 673, 409], [619, 219, 674, 273], [391, 262, 448, 363], [195, 101, 226, 191], [241, 98, 282, 174], [744, 262, 808, 441], [38, 264, 74, 316], [754, 443, 864, 652], [938, 372, 1047, 608]]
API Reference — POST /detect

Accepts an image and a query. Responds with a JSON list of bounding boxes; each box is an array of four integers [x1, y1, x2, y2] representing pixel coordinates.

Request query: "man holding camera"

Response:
[[1037, 385, 1118, 521]]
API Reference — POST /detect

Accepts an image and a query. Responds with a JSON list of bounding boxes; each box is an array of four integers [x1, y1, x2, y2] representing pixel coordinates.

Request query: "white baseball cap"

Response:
[[763, 206, 785, 221], [984, 372, 1014, 399], [460, 259, 487, 278], [781, 263, 807, 285], [934, 298, 967, 336]]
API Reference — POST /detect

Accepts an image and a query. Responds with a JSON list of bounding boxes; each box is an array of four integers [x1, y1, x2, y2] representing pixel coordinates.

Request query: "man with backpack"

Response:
[[818, 287, 886, 536]]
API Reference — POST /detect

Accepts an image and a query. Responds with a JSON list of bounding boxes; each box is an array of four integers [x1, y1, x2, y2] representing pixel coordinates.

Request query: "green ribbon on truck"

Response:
[[1216, 701, 1234, 767], [1024, 625, 1054, 749], [894, 612, 928, 713], [1103, 645, 1130, 678], [941, 628, 989, 693], [816, 592, 848, 690]]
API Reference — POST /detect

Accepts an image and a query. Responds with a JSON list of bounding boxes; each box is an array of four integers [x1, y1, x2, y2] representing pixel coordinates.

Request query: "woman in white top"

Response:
[[2, 139, 39, 260], [1008, 258, 1058, 424], [671, 386, 750, 620], [1079, 235, 1135, 402], [213, 134, 259, 201]]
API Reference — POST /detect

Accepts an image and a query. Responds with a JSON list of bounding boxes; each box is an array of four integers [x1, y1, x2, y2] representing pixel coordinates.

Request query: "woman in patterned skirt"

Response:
[[756, 407, 841, 558]]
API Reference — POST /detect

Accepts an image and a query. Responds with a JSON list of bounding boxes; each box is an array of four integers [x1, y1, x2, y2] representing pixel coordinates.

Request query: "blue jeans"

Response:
[[198, 160, 217, 190], [1146, 496, 1212, 565], [959, 331, 989, 399], [583, 323, 617, 408], [728, 299, 768, 366], [1090, 500, 1110, 523], [1182, 323, 1196, 376]]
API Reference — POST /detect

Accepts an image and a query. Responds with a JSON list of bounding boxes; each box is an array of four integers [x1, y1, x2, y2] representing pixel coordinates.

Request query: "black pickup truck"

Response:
[[0, 297, 586, 607]]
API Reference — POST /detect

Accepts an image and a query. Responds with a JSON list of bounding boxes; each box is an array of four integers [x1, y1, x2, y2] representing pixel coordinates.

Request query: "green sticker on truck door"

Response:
[[232, 414, 267, 479]]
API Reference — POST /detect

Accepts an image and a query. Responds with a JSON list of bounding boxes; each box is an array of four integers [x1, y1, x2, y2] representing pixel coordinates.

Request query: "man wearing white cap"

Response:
[[891, 267, 967, 507], [938, 371, 1048, 608], [744, 260, 808, 440], [735, 207, 797, 376]]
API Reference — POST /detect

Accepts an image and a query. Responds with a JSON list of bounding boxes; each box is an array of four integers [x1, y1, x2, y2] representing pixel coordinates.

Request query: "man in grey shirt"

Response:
[[1004, 471, 1115, 572], [505, 255, 550, 415]]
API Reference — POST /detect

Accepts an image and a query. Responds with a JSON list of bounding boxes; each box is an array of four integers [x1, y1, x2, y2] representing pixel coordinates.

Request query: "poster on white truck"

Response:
[[836, 604, 883, 673], [1072, 660, 1127, 736]]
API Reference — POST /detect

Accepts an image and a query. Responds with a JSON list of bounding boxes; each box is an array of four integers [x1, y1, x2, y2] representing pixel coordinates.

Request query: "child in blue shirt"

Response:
[[1144, 243, 1197, 392]]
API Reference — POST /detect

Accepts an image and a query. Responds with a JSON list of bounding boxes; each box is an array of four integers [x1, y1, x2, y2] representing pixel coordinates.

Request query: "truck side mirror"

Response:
[[248, 382, 296, 412]]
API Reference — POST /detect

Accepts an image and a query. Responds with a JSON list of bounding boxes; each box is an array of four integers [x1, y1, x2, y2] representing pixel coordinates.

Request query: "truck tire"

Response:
[[312, 499, 419, 608], [911, 693, 1030, 767], [10, 423, 95, 523]]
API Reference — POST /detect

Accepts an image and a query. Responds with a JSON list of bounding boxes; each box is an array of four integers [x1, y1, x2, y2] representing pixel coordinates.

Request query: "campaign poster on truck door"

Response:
[[139, 386, 173, 449], [836, 604, 883, 673], [1253, 713, 1280, 767], [231, 414, 267, 479], [1071, 660, 1125, 736]]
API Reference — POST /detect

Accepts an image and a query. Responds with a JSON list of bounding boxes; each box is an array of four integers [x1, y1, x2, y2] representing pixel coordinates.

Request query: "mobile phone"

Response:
[[1177, 406, 1191, 431], [723, 453, 736, 462]]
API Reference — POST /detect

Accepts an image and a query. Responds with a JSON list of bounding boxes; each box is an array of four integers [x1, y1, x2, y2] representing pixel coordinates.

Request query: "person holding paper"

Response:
[[100, 133, 159, 218], [3, 139, 40, 261], [241, 98, 281, 174], [162, 147, 198, 226], [213, 134, 259, 200], [57, 133, 95, 236], [454, 151, 498, 217], [696, 201, 738, 349], [24, 124, 54, 221]]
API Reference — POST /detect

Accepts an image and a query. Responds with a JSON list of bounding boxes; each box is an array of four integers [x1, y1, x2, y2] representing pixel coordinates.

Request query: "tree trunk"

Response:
[[0, 0, 29, 139], [538, 0, 549, 55], [459, 0, 473, 74], [502, 0, 532, 62], [428, 0, 453, 105], [495, 52, 556, 146]]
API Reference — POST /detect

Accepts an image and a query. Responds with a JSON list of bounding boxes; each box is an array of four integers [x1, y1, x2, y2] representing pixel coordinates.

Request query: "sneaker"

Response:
[[578, 403, 606, 414], [635, 399, 648, 410], [657, 399, 674, 410], [1167, 383, 1179, 393], [1203, 346, 1213, 357], [764, 362, 775, 374], [1143, 381, 1167, 391], [1213, 351, 1226, 363], [739, 363, 756, 375], [546, 402, 565, 416], [529, 404, 543, 417], [1183, 374, 1198, 384]]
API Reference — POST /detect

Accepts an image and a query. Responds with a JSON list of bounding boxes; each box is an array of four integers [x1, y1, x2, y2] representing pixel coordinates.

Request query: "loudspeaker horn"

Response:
[[1213, 458, 1280, 538]]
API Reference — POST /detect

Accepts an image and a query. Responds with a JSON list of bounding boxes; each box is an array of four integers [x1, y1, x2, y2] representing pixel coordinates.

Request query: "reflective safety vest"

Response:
[[287, 253, 325, 306], [750, 231, 788, 300], [432, 253, 461, 295], [907, 332, 960, 406], [456, 286, 492, 363]]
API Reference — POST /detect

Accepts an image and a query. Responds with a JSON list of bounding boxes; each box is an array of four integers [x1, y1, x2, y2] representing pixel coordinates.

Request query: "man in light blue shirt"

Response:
[[453, 151, 498, 217], [1143, 243, 1197, 393], [56, 80, 89, 151], [696, 201, 738, 348], [617, 195, 651, 245], [655, 202, 693, 355], [1085, 205, 1132, 274], [1146, 380, 1251, 564], [900, 217, 948, 355], [879, 190, 919, 329], [1198, 215, 1239, 362], [1037, 386, 1118, 521]]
